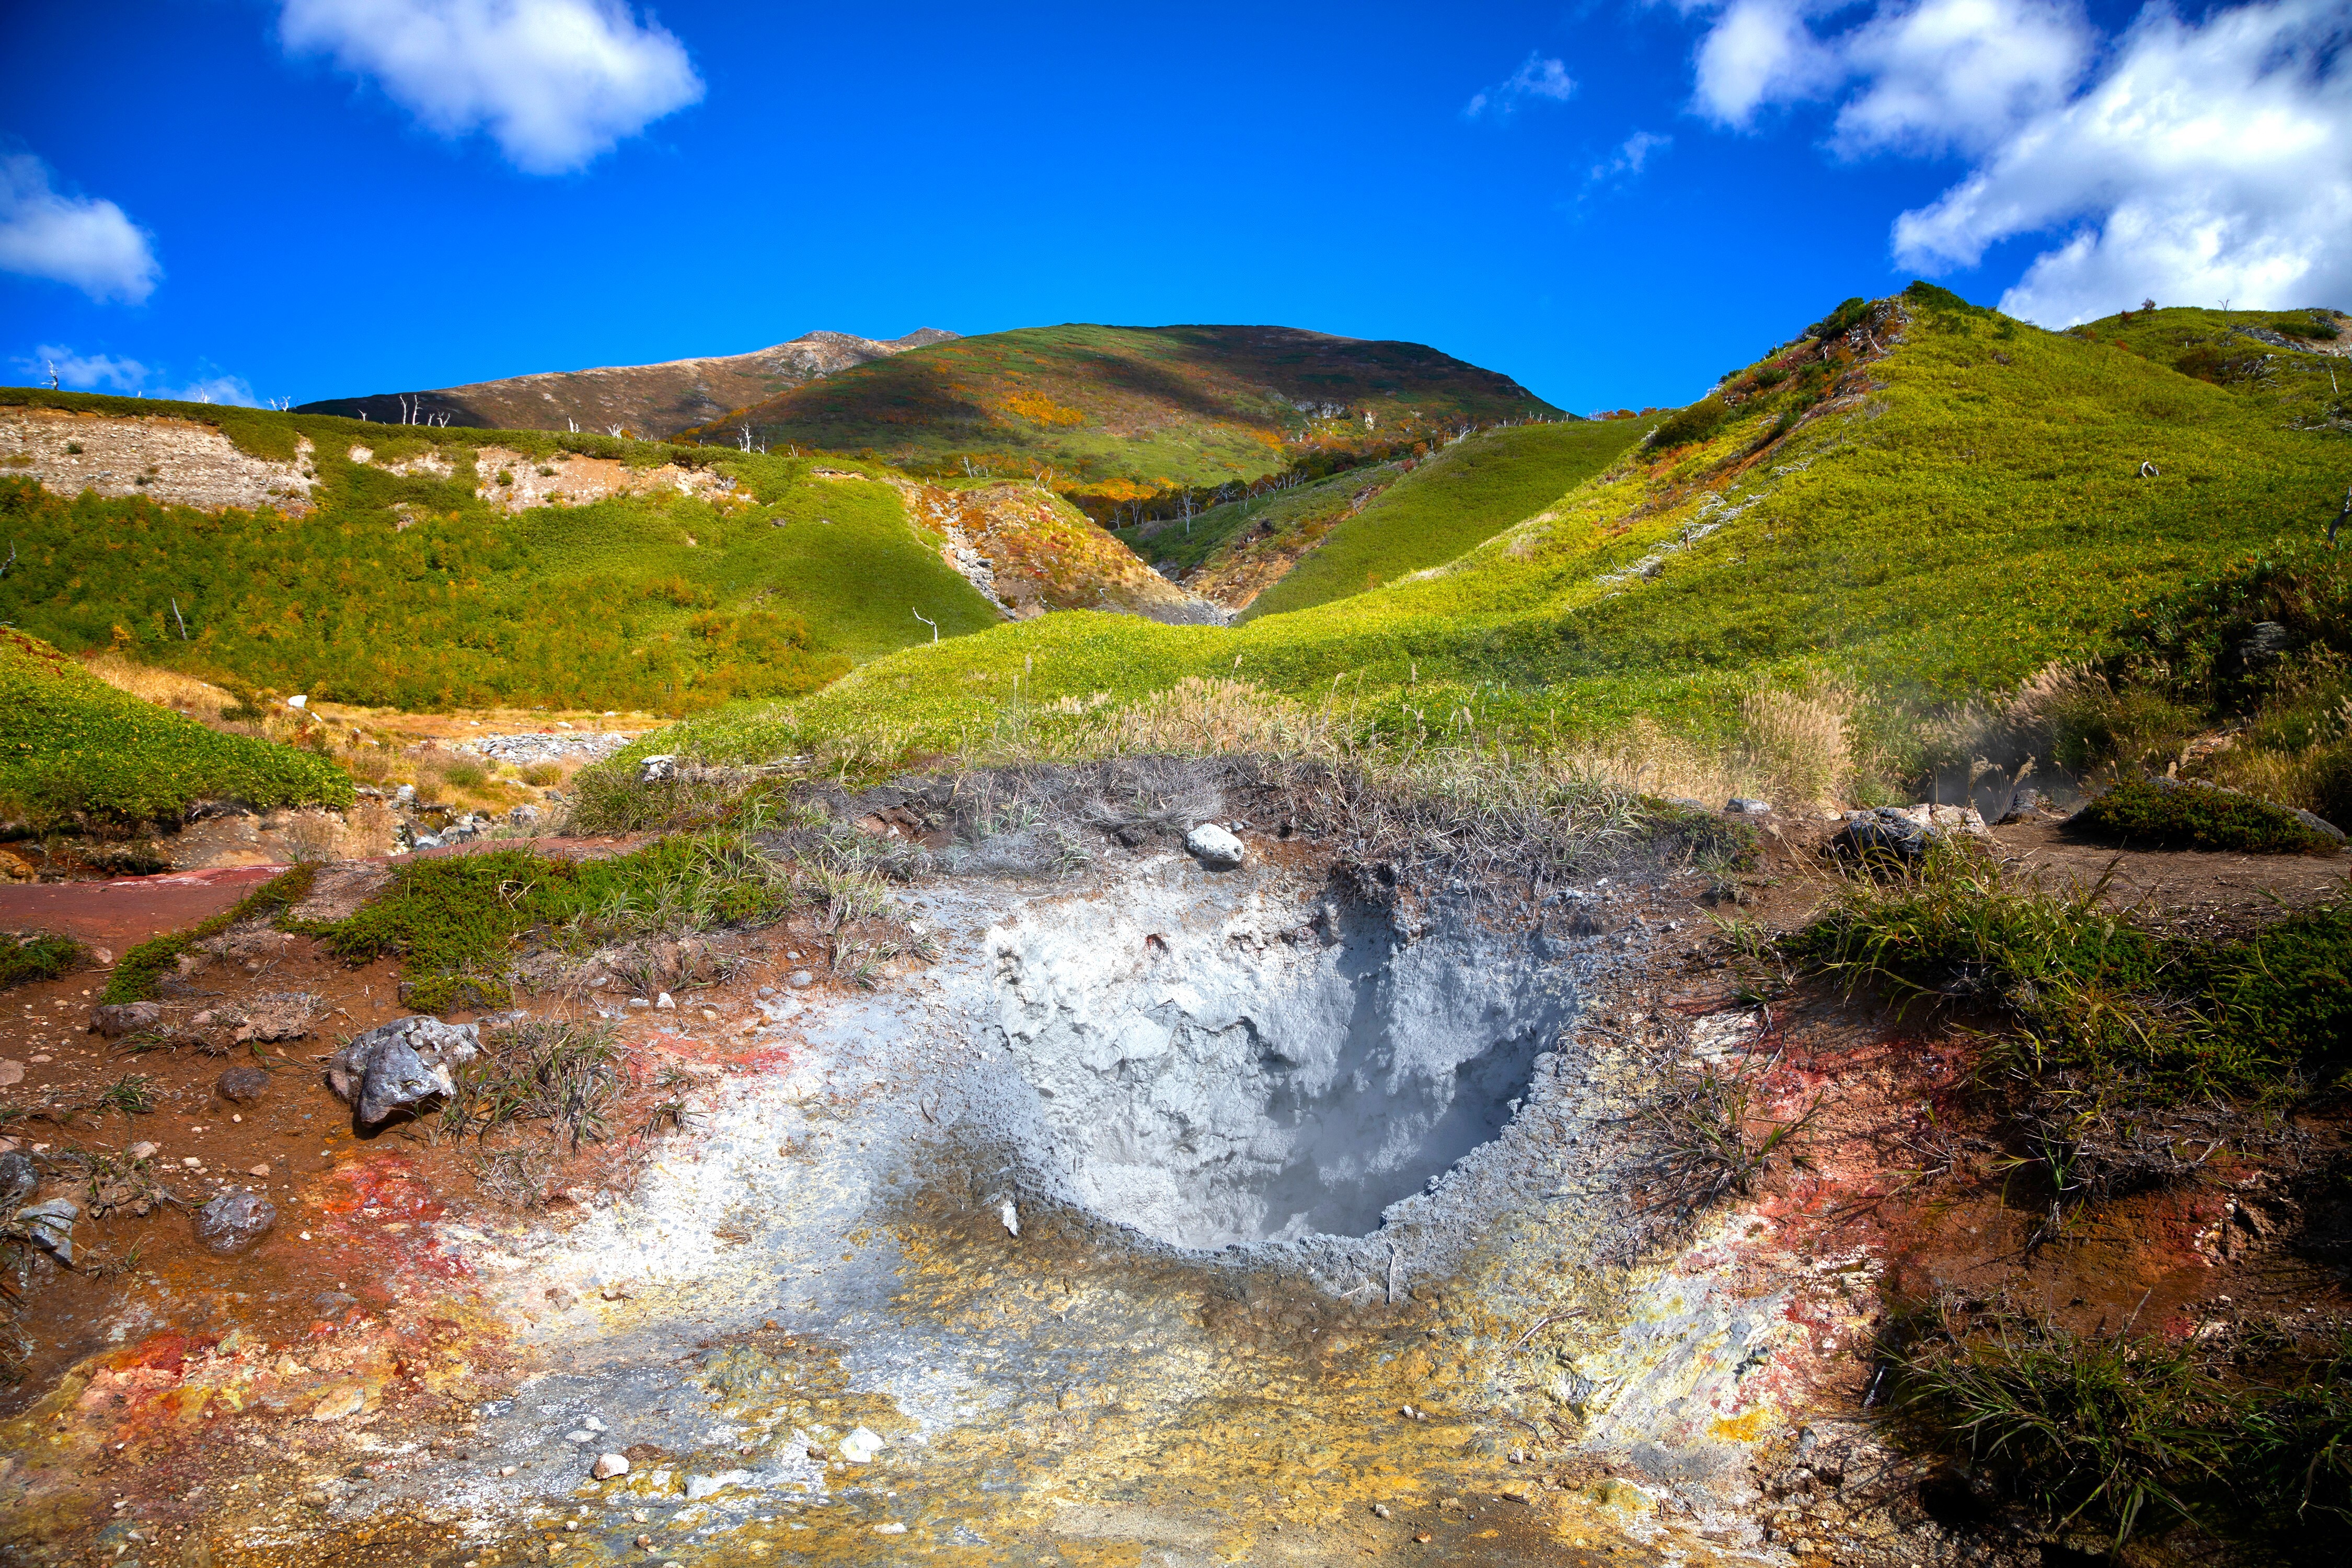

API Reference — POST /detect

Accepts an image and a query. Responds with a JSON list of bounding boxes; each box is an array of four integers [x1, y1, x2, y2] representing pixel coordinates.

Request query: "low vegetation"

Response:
[[314, 836, 795, 1010], [2, 629, 350, 831], [1138, 419, 1644, 617], [617, 284, 2350, 798], [0, 395, 998, 713], [0, 933, 84, 991], [2069, 777, 2341, 853], [684, 323, 1559, 506], [101, 864, 318, 1004], [1889, 1308, 2352, 1555]]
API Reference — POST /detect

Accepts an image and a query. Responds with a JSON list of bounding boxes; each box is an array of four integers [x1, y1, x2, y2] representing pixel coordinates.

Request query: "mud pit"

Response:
[[14, 791, 2335, 1567], [983, 889, 1575, 1248]]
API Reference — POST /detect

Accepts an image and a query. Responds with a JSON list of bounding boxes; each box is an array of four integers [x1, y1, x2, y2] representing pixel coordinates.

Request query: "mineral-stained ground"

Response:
[[2, 779, 2344, 1567]]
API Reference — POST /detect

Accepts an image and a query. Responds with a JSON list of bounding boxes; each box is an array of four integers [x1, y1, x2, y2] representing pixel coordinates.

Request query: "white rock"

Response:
[[593, 1454, 629, 1480], [999, 1201, 1019, 1237], [1185, 822, 1245, 868], [126, 1141, 159, 1161], [684, 1470, 748, 1500], [873, 1521, 907, 1534], [839, 1427, 884, 1464], [654, 993, 675, 1010]]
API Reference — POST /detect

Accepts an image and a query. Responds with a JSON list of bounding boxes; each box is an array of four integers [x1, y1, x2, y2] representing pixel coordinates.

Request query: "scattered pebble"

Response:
[[787, 971, 813, 989], [594, 1454, 630, 1480], [654, 993, 675, 1011]]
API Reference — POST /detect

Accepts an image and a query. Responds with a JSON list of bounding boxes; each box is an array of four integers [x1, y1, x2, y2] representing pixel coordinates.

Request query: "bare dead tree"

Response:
[[913, 607, 939, 642], [43, 360, 59, 390], [737, 422, 755, 452], [0, 541, 16, 578], [606, 424, 626, 438], [170, 597, 189, 640]]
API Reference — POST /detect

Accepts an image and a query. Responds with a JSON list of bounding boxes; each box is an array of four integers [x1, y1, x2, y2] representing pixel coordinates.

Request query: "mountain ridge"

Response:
[[295, 328, 958, 439]]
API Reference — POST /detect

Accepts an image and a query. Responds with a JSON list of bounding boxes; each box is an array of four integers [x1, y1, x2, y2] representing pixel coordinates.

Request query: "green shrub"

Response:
[[0, 932, 84, 990], [1644, 395, 1738, 451], [2275, 319, 2342, 341], [1, 630, 350, 830], [2071, 778, 2341, 855], [439, 758, 489, 790]]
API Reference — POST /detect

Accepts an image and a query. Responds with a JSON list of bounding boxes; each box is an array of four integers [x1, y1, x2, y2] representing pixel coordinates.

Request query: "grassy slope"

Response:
[[1239, 419, 1649, 620], [686, 324, 1561, 505], [0, 393, 999, 713], [1, 629, 352, 828], [633, 287, 2351, 768]]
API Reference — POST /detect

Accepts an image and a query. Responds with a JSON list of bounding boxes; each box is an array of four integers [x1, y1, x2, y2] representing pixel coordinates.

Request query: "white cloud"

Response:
[[1467, 52, 1577, 118], [1894, 1, 2352, 324], [0, 155, 160, 304], [17, 346, 258, 406], [22, 345, 152, 392], [279, 0, 705, 174], [1691, 0, 1843, 126], [1832, 0, 2093, 155], [1592, 130, 1676, 182]]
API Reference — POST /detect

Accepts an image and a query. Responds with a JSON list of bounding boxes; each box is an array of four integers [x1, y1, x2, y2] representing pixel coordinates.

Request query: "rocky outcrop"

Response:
[[1, 407, 318, 514]]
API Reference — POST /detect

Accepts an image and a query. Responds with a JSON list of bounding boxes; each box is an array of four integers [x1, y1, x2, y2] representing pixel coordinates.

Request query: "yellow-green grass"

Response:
[[1, 629, 351, 829], [0, 393, 998, 713], [621, 286, 2352, 778], [1239, 419, 1650, 620]]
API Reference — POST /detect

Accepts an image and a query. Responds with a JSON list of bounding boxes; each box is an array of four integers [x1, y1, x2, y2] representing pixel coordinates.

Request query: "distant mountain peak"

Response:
[[296, 328, 960, 437]]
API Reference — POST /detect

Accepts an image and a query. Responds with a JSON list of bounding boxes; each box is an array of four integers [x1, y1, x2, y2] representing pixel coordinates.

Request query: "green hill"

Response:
[[1236, 419, 1649, 619], [1, 629, 352, 829], [621, 284, 2352, 794], [683, 324, 1562, 511], [0, 391, 1001, 713]]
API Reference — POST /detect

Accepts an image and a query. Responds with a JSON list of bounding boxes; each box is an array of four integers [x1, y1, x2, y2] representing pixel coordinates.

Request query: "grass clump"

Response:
[[101, 864, 317, 1004], [1, 630, 350, 831], [314, 836, 793, 1010], [440, 1019, 622, 1150], [2070, 777, 2342, 854], [1786, 850, 2352, 1097], [1, 933, 84, 990], [1890, 1311, 2352, 1555]]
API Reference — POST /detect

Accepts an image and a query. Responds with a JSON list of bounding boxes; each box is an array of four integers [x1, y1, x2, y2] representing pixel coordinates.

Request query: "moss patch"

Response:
[[2070, 778, 2342, 854]]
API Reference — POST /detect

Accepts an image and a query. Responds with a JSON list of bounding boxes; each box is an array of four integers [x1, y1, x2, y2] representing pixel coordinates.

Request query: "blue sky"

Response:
[[3, 2, 2343, 415]]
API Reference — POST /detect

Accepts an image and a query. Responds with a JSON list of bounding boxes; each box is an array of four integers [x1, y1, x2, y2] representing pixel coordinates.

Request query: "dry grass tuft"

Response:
[[79, 654, 236, 719], [1739, 684, 1853, 806]]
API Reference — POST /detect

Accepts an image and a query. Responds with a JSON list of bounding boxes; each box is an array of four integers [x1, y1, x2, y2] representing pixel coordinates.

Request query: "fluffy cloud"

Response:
[[1895, 1, 2352, 323], [1467, 53, 1576, 118], [1687, 0, 2090, 146], [1691, 0, 1843, 126], [279, 0, 704, 174], [17, 345, 258, 406], [1832, 0, 2093, 155], [1676, 0, 2352, 325], [0, 156, 160, 304]]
